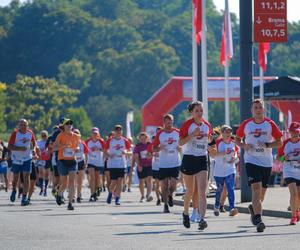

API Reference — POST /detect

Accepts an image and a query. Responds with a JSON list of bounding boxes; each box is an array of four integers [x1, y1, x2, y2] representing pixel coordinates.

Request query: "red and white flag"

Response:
[[193, 0, 202, 44], [220, 0, 233, 66], [258, 42, 270, 72]]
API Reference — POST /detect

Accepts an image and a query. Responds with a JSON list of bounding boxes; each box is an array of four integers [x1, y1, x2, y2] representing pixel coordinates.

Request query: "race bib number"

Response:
[[140, 150, 147, 159], [252, 147, 265, 157], [167, 149, 177, 157], [76, 154, 84, 162], [38, 160, 46, 167], [90, 152, 98, 160], [13, 158, 23, 165], [290, 161, 300, 169], [63, 148, 74, 158], [0, 161, 8, 168], [192, 140, 207, 154]]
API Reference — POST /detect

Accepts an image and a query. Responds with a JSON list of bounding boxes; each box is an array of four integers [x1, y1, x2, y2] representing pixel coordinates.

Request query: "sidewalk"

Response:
[[174, 186, 292, 218]]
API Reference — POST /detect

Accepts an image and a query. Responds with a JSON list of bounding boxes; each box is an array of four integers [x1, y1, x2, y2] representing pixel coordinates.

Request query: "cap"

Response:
[[221, 125, 232, 133], [59, 116, 65, 124], [289, 122, 300, 132], [92, 127, 99, 134], [115, 124, 123, 130], [62, 118, 73, 126]]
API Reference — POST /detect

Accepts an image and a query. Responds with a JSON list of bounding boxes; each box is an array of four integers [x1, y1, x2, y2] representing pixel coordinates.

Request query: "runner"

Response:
[[37, 130, 51, 196], [0, 141, 9, 192], [211, 125, 239, 217], [134, 132, 153, 203], [152, 114, 181, 213], [179, 101, 213, 230], [124, 137, 133, 193], [73, 129, 89, 203], [53, 118, 80, 210], [277, 122, 300, 225], [28, 151, 38, 203], [8, 119, 39, 206], [236, 99, 283, 232], [47, 123, 63, 197], [86, 127, 105, 202], [104, 125, 131, 205]]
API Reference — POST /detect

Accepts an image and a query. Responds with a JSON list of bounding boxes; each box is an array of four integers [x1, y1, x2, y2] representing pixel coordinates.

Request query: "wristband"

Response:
[[265, 142, 270, 148]]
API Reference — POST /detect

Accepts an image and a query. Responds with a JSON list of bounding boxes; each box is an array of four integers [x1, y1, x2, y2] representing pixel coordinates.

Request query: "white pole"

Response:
[[192, 8, 198, 101], [225, 55, 230, 125], [259, 66, 264, 101], [201, 0, 208, 120]]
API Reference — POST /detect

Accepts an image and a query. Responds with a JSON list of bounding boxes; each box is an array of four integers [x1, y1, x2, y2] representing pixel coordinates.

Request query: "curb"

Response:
[[173, 199, 291, 219]]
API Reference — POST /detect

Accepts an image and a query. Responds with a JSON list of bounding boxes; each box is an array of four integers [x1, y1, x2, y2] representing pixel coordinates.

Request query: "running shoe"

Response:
[[198, 219, 208, 230], [156, 199, 161, 206], [256, 222, 266, 232], [21, 198, 30, 206], [127, 188, 131, 192], [67, 202, 74, 210], [229, 208, 238, 217], [115, 197, 121, 205], [163, 204, 170, 213], [214, 207, 220, 217], [39, 190, 43, 196], [103, 186, 106, 192], [219, 206, 226, 213], [10, 189, 16, 202], [96, 188, 101, 197], [296, 211, 300, 222], [146, 195, 153, 202], [106, 192, 113, 204], [290, 216, 297, 225], [248, 204, 257, 225], [122, 185, 126, 193], [43, 191, 47, 197], [168, 195, 174, 207], [76, 197, 82, 203], [182, 213, 190, 228], [51, 189, 57, 197], [55, 195, 63, 206], [140, 196, 145, 203]]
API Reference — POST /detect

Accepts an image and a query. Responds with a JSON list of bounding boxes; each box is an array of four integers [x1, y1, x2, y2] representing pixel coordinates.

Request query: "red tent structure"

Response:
[[142, 76, 298, 136]]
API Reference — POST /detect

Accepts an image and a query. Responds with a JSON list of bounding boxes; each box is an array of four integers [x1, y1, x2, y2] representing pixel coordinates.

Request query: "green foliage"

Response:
[[65, 107, 93, 138], [5, 75, 79, 132]]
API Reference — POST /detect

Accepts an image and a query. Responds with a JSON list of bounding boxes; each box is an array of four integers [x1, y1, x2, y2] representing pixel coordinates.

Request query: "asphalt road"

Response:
[[0, 187, 299, 250]]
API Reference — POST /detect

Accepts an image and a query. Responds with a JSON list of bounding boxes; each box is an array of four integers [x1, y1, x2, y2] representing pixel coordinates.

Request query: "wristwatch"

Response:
[[265, 142, 270, 148]]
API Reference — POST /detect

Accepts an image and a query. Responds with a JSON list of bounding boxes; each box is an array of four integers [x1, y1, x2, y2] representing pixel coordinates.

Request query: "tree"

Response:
[[58, 58, 94, 91], [5, 75, 79, 132], [0, 82, 7, 132], [65, 107, 93, 138]]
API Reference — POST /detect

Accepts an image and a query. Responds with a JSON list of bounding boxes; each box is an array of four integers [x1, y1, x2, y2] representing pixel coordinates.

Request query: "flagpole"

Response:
[[225, 53, 230, 125], [192, 9, 198, 101], [201, 0, 208, 120], [259, 66, 264, 101]]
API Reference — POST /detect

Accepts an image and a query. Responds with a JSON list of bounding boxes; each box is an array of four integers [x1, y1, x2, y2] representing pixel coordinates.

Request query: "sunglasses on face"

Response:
[[115, 128, 122, 131], [65, 122, 73, 125], [41, 134, 47, 137]]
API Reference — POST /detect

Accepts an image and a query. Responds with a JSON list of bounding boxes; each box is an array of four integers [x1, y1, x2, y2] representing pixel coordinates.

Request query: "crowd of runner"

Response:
[[0, 99, 300, 232]]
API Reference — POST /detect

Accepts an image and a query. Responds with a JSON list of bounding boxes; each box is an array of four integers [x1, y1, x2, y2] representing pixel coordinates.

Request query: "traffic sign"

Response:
[[254, 0, 287, 43]]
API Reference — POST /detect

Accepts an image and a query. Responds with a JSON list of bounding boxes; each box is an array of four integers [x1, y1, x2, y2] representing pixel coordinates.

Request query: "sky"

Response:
[[0, 0, 299, 22]]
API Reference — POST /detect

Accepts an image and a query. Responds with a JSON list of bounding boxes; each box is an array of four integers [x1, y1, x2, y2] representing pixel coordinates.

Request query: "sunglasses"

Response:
[[41, 134, 47, 137], [115, 127, 122, 131], [65, 122, 73, 125]]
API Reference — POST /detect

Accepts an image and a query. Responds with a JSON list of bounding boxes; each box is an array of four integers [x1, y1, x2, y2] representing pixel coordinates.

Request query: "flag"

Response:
[[193, 0, 202, 44], [126, 110, 134, 139], [220, 0, 233, 66], [258, 42, 270, 72]]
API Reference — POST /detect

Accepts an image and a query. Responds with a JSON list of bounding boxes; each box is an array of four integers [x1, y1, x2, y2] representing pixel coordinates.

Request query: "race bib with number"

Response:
[[90, 152, 98, 160], [38, 160, 46, 167], [290, 160, 300, 169], [192, 140, 207, 155], [0, 161, 8, 168], [63, 148, 74, 158], [140, 150, 147, 159], [252, 147, 265, 157]]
